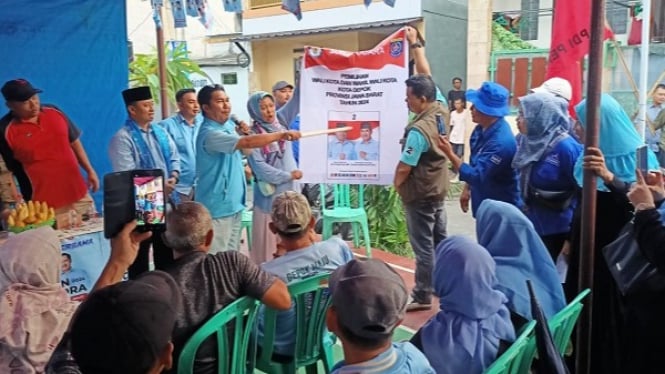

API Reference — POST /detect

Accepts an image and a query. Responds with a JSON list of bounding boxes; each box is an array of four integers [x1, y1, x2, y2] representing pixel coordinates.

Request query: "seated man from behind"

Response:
[[69, 270, 182, 374], [258, 191, 354, 358], [327, 259, 435, 373], [162, 201, 291, 374]]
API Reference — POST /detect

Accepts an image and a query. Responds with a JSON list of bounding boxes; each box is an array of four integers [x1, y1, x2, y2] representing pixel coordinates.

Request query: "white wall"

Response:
[[243, 0, 422, 36], [192, 66, 251, 122]]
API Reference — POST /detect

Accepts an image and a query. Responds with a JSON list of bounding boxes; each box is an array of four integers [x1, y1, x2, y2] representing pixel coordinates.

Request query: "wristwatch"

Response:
[[410, 43, 423, 49]]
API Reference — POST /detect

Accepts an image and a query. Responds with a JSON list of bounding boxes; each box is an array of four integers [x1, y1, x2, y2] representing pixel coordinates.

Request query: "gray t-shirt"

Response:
[[165, 251, 276, 374]]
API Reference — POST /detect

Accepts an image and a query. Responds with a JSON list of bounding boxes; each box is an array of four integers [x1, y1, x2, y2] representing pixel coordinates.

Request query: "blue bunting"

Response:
[[281, 0, 302, 20], [223, 0, 243, 13], [170, 0, 187, 28], [186, 0, 199, 16]]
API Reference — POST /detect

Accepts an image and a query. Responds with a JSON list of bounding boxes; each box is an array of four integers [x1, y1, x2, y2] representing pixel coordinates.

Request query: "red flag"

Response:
[[546, 0, 613, 115]]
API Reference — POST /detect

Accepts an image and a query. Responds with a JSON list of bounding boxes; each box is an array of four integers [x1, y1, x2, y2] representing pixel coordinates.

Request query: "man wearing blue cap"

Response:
[[437, 81, 520, 216]]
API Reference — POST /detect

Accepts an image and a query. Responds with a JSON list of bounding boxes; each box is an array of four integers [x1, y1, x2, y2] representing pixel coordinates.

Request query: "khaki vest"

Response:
[[398, 102, 450, 203]]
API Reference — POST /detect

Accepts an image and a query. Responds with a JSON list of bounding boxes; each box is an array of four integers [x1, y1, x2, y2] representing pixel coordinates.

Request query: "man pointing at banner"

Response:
[[394, 74, 449, 312]]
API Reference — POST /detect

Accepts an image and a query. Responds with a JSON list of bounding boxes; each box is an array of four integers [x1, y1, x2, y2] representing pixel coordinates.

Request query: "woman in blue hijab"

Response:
[[476, 199, 566, 326], [410, 236, 515, 374], [565, 94, 659, 374], [246, 91, 301, 264], [512, 92, 582, 259]]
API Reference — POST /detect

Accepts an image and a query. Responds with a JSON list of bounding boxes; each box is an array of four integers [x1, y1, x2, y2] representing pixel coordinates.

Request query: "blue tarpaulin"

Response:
[[0, 0, 129, 210]]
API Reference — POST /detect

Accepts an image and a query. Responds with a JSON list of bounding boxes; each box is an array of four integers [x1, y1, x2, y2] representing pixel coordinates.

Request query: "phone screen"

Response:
[[636, 145, 648, 175], [133, 175, 166, 227]]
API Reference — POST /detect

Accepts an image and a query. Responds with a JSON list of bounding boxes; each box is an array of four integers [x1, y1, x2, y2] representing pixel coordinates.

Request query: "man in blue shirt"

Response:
[[437, 81, 520, 216], [327, 259, 435, 373], [356, 122, 379, 161], [108, 86, 181, 278], [328, 123, 356, 160], [158, 88, 203, 201], [195, 84, 300, 253], [259, 191, 353, 356]]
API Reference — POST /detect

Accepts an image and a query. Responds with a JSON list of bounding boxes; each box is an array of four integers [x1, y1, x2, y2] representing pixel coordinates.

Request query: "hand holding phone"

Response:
[[436, 114, 446, 135], [636, 145, 648, 176]]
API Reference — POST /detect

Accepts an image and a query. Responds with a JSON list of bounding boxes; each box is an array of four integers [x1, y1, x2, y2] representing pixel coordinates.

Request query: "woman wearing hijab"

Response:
[[410, 236, 515, 374], [476, 199, 566, 329], [513, 92, 583, 259], [0, 227, 80, 373], [247, 91, 302, 264], [566, 94, 659, 373]]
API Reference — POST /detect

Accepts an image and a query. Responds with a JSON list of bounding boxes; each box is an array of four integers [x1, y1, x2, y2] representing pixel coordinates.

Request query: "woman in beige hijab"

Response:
[[0, 226, 79, 373]]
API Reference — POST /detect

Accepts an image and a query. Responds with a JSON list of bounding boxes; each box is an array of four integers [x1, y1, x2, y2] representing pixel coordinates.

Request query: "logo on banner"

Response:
[[390, 38, 404, 57], [309, 47, 322, 58]]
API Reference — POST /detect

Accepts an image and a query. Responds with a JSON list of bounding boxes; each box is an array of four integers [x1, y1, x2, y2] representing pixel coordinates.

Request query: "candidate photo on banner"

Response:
[[60, 232, 111, 301], [300, 28, 408, 185]]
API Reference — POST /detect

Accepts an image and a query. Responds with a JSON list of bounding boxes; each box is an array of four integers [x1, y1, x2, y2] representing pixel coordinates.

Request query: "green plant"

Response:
[[492, 22, 537, 51], [363, 186, 413, 258], [129, 43, 210, 106]]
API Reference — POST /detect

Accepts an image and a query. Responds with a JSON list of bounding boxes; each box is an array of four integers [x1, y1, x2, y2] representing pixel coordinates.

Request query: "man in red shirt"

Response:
[[0, 79, 98, 214]]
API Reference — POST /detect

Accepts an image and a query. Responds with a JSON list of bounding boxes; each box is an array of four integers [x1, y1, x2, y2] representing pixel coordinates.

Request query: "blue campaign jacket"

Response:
[[460, 118, 520, 216]]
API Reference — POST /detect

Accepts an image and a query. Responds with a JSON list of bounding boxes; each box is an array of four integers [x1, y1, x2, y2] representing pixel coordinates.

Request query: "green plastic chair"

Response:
[[548, 288, 591, 355], [484, 321, 537, 374], [320, 184, 371, 258], [178, 296, 260, 374], [242, 177, 254, 250], [256, 273, 335, 374]]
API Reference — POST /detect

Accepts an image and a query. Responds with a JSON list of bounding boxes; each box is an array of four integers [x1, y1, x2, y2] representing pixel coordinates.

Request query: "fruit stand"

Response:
[[0, 160, 111, 301]]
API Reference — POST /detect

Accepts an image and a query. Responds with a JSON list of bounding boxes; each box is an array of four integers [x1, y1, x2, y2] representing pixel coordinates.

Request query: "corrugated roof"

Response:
[[231, 17, 422, 42]]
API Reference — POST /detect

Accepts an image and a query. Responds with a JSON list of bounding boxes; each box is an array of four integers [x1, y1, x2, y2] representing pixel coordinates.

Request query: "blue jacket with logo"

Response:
[[459, 118, 520, 216]]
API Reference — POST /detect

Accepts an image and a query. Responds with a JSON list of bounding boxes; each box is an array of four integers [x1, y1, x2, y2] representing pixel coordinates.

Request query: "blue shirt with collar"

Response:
[[328, 139, 357, 160], [195, 117, 246, 219], [158, 113, 203, 195], [356, 138, 379, 161], [647, 103, 663, 152], [108, 124, 180, 176], [331, 342, 435, 373], [459, 118, 520, 216]]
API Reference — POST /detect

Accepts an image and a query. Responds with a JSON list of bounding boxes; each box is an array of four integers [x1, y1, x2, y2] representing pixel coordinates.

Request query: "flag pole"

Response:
[[637, 0, 652, 141], [577, 0, 604, 373], [155, 5, 169, 119]]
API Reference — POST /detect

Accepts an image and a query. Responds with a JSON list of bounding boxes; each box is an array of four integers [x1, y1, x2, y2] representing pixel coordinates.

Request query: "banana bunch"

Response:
[[7, 201, 55, 228]]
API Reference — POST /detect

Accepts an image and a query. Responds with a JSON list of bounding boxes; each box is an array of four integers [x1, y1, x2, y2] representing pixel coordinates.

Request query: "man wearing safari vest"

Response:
[[394, 74, 449, 312]]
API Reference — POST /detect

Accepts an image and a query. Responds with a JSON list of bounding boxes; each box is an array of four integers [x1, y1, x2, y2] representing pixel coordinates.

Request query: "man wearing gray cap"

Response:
[[259, 191, 353, 357], [326, 259, 435, 373], [272, 81, 294, 110]]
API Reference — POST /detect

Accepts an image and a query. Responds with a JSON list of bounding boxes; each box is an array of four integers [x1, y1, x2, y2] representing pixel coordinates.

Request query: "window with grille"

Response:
[[606, 0, 628, 34], [520, 0, 539, 41]]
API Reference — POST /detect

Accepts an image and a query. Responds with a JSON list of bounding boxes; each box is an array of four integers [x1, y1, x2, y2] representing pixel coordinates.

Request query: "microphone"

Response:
[[231, 114, 252, 135]]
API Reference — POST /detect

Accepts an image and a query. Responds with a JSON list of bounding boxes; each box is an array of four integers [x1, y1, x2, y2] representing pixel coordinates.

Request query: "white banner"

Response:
[[299, 29, 409, 185]]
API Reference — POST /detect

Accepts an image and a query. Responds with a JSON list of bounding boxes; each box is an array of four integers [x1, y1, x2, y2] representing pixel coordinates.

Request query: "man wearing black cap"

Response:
[[272, 81, 294, 109], [108, 86, 181, 278], [69, 269, 182, 374], [326, 259, 435, 373], [0, 79, 99, 213]]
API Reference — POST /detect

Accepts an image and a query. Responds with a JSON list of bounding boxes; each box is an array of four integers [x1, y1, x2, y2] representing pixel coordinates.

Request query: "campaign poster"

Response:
[[60, 232, 111, 301], [300, 28, 409, 185]]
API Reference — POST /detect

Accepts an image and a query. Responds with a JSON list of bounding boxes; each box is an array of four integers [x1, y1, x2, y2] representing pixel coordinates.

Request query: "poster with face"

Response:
[[60, 231, 112, 301], [300, 29, 408, 185]]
